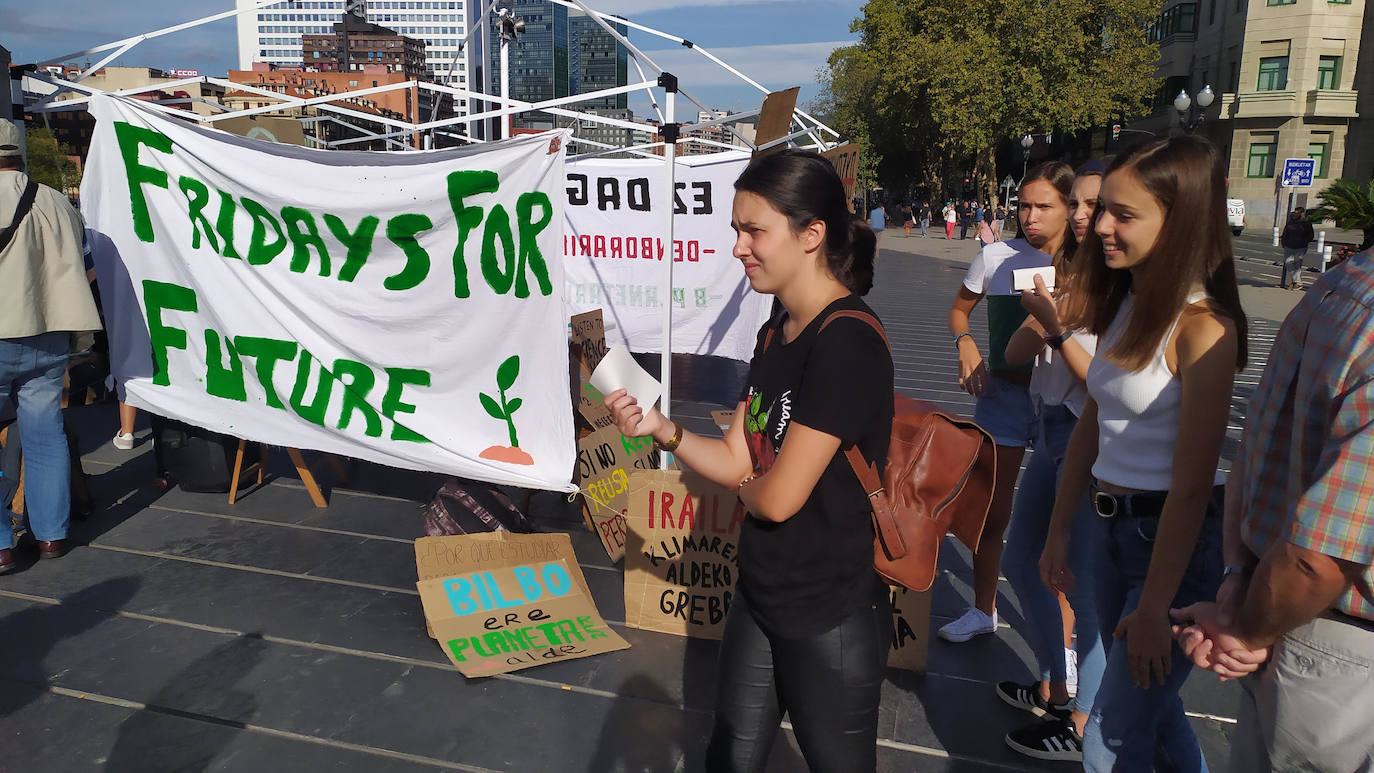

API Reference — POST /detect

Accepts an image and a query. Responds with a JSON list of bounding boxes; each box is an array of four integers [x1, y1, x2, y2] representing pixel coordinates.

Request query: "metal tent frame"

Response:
[[20, 0, 845, 469]]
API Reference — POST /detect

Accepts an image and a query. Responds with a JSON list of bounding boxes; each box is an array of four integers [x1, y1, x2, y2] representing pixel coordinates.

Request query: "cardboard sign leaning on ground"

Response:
[[624, 469, 746, 639], [576, 422, 657, 562], [83, 95, 576, 492], [415, 533, 629, 677], [887, 584, 932, 672]]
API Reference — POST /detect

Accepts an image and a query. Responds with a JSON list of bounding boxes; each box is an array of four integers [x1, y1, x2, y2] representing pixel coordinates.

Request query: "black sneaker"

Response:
[[1006, 719, 1084, 761], [995, 680, 1072, 719]]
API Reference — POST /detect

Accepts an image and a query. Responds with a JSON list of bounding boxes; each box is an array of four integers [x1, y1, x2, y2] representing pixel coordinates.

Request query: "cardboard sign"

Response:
[[887, 584, 932, 672], [576, 365, 618, 432], [415, 533, 629, 677], [576, 423, 658, 562], [753, 86, 801, 155], [822, 143, 860, 214], [624, 469, 746, 639], [709, 409, 735, 435], [570, 309, 609, 373]]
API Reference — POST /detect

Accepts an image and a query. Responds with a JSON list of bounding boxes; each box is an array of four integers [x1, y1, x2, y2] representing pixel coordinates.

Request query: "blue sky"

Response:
[[2, 0, 863, 115]]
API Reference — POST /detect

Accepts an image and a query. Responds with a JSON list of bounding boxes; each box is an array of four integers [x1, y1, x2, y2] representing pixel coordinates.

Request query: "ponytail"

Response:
[[845, 218, 877, 295]]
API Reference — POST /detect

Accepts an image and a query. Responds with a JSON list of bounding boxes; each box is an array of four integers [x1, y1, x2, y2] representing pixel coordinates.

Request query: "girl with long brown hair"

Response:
[[996, 160, 1109, 761], [943, 161, 1076, 643], [1040, 135, 1247, 771]]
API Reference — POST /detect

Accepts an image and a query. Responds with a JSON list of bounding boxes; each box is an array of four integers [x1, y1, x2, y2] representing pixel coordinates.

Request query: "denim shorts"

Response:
[[972, 373, 1036, 448]]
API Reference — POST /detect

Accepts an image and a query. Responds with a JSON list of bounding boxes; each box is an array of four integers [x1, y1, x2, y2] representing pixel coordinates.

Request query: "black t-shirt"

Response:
[[736, 294, 894, 638]]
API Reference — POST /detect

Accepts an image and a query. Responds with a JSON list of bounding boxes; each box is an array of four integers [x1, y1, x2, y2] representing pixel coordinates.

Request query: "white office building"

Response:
[[235, 0, 485, 107]]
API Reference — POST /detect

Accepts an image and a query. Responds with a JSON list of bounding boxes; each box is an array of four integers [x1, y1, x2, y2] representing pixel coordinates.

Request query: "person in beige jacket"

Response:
[[0, 119, 101, 573]]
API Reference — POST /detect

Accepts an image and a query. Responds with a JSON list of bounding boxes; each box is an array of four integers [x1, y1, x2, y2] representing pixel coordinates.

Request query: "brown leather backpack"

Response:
[[766, 310, 998, 592]]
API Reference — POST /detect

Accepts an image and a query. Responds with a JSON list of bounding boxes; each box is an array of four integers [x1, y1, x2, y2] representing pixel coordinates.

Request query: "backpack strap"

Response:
[[815, 310, 908, 555], [818, 309, 891, 354], [0, 180, 40, 254]]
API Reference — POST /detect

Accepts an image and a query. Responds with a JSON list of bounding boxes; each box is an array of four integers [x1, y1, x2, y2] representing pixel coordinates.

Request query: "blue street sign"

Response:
[[1280, 158, 1315, 188]]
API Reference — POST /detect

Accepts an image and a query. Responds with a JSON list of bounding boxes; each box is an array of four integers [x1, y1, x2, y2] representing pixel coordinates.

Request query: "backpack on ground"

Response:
[[766, 311, 998, 592], [150, 415, 260, 493], [423, 477, 538, 536]]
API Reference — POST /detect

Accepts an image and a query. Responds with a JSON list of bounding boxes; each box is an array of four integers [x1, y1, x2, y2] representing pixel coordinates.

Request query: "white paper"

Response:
[[1012, 266, 1057, 292], [590, 346, 662, 412]]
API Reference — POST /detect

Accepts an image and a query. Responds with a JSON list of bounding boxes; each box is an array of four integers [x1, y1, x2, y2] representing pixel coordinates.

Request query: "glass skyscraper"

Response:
[[235, 0, 484, 110], [484, 2, 627, 125]]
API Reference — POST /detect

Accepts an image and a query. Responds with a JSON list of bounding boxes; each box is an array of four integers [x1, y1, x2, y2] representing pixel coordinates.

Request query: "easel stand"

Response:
[[229, 440, 348, 509]]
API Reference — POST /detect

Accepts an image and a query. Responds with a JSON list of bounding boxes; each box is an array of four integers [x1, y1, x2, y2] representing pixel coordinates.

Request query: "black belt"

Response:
[[1090, 483, 1168, 519], [1090, 483, 1225, 519]]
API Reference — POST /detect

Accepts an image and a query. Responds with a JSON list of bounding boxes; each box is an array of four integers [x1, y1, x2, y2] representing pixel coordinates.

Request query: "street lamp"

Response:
[[1174, 85, 1214, 133], [1020, 133, 1034, 179]]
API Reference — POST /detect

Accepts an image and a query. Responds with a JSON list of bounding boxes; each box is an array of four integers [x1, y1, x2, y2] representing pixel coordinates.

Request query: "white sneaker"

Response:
[[1065, 647, 1079, 697], [937, 607, 998, 642], [112, 432, 135, 450]]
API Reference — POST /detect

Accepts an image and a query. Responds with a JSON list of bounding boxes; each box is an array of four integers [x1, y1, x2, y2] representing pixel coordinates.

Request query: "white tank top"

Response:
[[1088, 290, 1226, 491]]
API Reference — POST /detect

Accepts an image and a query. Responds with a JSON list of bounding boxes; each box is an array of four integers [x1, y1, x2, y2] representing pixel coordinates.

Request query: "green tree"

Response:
[[1307, 178, 1374, 250], [821, 0, 1161, 204], [24, 127, 81, 194]]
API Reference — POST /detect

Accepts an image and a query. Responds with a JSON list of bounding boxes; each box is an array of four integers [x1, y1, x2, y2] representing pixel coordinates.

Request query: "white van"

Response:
[[1226, 199, 1245, 236]]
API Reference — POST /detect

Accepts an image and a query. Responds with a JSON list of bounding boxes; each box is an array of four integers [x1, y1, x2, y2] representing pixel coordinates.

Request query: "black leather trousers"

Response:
[[704, 590, 889, 772]]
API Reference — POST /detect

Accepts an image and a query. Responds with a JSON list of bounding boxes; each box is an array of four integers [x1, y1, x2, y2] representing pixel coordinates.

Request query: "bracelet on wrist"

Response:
[[1043, 330, 1071, 350], [738, 475, 757, 491], [655, 420, 684, 453], [953, 332, 974, 348], [1222, 565, 1253, 579]]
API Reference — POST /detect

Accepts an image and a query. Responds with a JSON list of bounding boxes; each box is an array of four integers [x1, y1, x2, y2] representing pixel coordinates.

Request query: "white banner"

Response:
[[83, 95, 576, 492], [562, 152, 770, 362]]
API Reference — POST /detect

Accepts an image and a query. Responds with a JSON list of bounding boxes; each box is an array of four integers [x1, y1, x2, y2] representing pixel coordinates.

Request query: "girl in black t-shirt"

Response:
[[606, 150, 894, 772]]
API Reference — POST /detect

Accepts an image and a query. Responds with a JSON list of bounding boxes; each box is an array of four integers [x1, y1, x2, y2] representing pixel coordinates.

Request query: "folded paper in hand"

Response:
[[589, 346, 662, 412], [1012, 266, 1056, 292]]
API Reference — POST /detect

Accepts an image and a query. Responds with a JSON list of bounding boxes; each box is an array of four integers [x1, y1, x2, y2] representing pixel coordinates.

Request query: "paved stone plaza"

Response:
[[0, 230, 1309, 771]]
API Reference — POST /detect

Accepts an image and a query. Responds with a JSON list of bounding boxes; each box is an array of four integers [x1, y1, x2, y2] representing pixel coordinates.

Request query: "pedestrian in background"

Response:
[[900, 202, 914, 237], [995, 204, 1007, 239], [919, 201, 931, 238], [869, 202, 885, 233], [944, 201, 957, 239], [1279, 207, 1314, 290], [1041, 135, 1247, 772], [961, 200, 975, 240], [0, 120, 102, 572]]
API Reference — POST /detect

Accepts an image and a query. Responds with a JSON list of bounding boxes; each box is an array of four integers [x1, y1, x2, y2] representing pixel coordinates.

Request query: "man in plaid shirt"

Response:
[[1172, 248, 1373, 771]]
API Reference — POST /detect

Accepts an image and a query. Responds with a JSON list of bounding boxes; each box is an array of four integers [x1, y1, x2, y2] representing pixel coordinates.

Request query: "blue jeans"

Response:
[[972, 373, 1036, 449], [1, 332, 71, 549], [1083, 490, 1224, 772], [1002, 403, 1105, 714], [919, 218, 929, 237]]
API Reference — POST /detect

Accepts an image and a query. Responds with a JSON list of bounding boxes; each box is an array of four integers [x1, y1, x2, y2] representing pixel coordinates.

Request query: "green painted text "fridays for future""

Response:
[[114, 121, 558, 442]]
